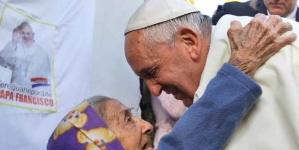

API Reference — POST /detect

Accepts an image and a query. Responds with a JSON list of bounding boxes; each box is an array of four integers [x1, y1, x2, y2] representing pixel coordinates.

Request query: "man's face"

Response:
[[264, 0, 298, 17], [106, 100, 153, 150], [125, 30, 203, 107], [20, 25, 34, 45]]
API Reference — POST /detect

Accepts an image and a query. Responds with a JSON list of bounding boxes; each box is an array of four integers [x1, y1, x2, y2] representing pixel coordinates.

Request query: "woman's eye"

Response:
[[127, 117, 132, 122]]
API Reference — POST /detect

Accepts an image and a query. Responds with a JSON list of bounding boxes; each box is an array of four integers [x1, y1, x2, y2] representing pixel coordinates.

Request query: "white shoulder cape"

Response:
[[194, 15, 299, 150]]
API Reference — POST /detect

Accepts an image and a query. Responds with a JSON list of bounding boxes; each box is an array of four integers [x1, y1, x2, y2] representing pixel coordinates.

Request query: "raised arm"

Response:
[[158, 14, 296, 150]]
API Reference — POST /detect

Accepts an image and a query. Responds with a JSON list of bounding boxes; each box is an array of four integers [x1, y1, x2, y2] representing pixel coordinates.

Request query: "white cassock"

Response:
[[193, 15, 299, 150], [0, 41, 51, 90]]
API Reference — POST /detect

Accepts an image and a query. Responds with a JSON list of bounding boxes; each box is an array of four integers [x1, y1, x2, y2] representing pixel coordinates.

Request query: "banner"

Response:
[[184, 0, 195, 4], [0, 3, 57, 112]]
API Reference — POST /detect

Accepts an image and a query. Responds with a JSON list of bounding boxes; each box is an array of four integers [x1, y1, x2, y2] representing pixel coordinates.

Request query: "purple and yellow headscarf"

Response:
[[47, 101, 124, 150]]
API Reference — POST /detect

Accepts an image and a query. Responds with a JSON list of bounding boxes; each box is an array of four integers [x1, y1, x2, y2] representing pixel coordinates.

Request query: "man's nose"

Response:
[[145, 79, 162, 96]]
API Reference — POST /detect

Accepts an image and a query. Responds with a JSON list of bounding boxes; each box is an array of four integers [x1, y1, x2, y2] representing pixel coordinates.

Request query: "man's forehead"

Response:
[[22, 26, 33, 32], [125, 32, 152, 63], [125, 50, 156, 76], [125, 30, 145, 48]]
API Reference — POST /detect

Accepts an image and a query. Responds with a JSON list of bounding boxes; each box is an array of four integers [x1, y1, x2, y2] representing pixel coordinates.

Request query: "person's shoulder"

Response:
[[222, 1, 254, 15], [217, 15, 253, 26], [34, 44, 49, 56], [34, 43, 42, 49], [223, 1, 248, 7], [223, 1, 249, 8]]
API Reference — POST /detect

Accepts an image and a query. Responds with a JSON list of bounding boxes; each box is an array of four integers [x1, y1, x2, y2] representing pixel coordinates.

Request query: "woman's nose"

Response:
[[135, 117, 154, 134], [142, 119, 153, 134]]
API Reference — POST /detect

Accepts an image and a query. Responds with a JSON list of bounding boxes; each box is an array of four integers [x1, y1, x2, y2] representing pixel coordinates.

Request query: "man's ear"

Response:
[[177, 27, 201, 60]]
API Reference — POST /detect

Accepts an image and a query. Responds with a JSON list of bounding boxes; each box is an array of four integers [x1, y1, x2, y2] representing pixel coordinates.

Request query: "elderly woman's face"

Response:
[[105, 100, 153, 150]]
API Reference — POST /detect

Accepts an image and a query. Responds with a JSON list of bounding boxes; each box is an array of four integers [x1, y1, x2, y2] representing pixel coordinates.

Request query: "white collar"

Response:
[[22, 42, 37, 56]]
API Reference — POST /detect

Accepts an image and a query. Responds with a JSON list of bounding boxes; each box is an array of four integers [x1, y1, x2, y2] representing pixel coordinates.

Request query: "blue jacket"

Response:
[[158, 63, 262, 150]]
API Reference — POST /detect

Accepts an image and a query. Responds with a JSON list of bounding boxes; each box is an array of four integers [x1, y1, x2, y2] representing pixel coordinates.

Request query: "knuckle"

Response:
[[228, 27, 238, 33], [227, 28, 239, 37], [249, 19, 259, 26], [275, 37, 284, 44], [286, 35, 296, 44], [277, 23, 292, 32], [276, 22, 284, 28], [271, 32, 278, 39], [281, 22, 288, 27], [227, 30, 232, 36], [269, 15, 282, 21], [261, 23, 270, 31], [282, 24, 290, 31], [230, 20, 241, 27], [227, 28, 234, 34], [292, 33, 297, 40], [231, 20, 238, 24], [254, 13, 266, 18], [285, 22, 293, 30]]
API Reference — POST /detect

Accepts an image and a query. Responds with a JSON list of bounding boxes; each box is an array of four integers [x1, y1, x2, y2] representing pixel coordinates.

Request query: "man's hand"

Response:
[[227, 13, 296, 77], [12, 28, 20, 46], [1, 49, 16, 68]]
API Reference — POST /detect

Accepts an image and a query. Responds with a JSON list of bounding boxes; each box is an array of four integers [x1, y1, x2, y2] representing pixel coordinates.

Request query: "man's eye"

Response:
[[146, 72, 154, 77], [147, 69, 158, 78]]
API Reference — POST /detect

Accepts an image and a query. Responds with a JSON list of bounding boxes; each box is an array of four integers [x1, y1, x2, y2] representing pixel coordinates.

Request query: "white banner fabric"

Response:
[[0, 0, 94, 149]]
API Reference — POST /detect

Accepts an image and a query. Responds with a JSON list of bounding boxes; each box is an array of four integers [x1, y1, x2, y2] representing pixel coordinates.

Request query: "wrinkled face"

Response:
[[20, 25, 34, 45], [105, 100, 153, 150], [125, 29, 206, 107], [264, 0, 298, 17]]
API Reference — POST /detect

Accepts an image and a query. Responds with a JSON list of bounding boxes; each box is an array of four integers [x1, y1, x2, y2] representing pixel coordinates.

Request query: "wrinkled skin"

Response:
[[125, 28, 209, 107], [125, 13, 296, 107], [263, 0, 298, 17], [105, 100, 153, 150], [228, 13, 296, 77]]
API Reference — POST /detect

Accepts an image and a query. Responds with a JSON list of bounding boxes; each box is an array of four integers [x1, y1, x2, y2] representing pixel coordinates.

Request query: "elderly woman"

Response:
[[48, 59, 263, 149], [47, 96, 153, 150]]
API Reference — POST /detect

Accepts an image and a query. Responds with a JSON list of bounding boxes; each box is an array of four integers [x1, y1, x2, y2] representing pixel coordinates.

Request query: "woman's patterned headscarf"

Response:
[[47, 100, 124, 150]]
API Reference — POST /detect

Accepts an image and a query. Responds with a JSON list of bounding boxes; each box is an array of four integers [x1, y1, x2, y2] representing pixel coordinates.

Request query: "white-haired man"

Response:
[[124, 0, 298, 149]]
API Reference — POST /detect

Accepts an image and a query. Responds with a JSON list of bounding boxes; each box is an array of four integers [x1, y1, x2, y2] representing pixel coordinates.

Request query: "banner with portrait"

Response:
[[0, 3, 56, 112]]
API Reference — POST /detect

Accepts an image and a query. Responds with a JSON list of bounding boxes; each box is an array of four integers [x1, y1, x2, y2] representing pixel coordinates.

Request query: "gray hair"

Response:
[[86, 95, 114, 123], [17, 21, 33, 32], [143, 12, 212, 47]]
